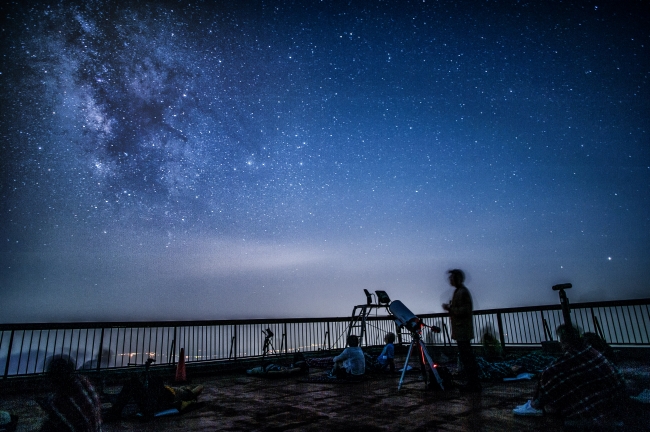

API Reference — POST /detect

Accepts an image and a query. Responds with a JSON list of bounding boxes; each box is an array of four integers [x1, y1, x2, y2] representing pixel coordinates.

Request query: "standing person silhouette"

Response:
[[442, 269, 481, 393]]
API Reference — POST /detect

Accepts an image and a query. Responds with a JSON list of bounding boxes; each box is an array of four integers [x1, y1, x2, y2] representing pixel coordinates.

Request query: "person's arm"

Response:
[[449, 289, 472, 317], [333, 348, 349, 363]]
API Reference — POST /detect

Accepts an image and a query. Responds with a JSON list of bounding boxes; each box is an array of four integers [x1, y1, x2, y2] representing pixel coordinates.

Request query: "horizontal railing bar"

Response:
[[452, 298, 650, 316], [3, 298, 647, 330], [0, 317, 349, 331]]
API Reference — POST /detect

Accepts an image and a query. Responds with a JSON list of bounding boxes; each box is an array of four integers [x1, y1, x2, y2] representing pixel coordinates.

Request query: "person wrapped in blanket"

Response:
[[37, 355, 102, 432], [513, 324, 626, 425], [329, 335, 365, 379]]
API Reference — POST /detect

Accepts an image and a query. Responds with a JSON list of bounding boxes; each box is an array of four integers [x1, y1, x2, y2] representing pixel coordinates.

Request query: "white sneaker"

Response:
[[513, 400, 543, 416]]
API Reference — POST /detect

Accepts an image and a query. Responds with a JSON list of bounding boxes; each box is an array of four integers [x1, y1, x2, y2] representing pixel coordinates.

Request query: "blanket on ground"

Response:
[[475, 352, 558, 380], [247, 364, 304, 377]]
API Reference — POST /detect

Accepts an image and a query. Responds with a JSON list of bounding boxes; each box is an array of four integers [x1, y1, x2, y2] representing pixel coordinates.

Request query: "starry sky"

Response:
[[1, 0, 649, 323]]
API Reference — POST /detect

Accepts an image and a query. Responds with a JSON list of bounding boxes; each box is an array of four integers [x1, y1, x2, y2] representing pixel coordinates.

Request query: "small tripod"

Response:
[[398, 330, 444, 391], [262, 328, 276, 360], [142, 357, 155, 389]]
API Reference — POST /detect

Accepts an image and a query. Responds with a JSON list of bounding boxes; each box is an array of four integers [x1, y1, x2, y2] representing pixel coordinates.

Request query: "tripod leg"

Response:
[[398, 341, 415, 391], [262, 338, 272, 360], [418, 345, 429, 389], [419, 340, 444, 390]]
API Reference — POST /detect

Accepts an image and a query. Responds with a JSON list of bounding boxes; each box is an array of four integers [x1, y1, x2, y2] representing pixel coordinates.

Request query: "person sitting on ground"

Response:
[[37, 355, 102, 432], [513, 324, 626, 425], [330, 335, 365, 378], [377, 332, 396, 372], [104, 362, 203, 422], [481, 331, 503, 360]]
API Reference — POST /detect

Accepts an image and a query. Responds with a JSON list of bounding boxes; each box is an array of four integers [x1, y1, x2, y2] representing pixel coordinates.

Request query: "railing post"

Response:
[[540, 311, 553, 342], [591, 309, 606, 342], [229, 325, 237, 360], [496, 312, 506, 353], [327, 322, 331, 351], [396, 322, 404, 345], [282, 323, 288, 354], [96, 328, 105, 373], [441, 322, 451, 346], [171, 326, 177, 366], [3, 330, 15, 379]]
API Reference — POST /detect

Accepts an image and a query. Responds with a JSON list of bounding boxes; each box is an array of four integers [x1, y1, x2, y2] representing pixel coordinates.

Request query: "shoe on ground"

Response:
[[513, 400, 543, 416]]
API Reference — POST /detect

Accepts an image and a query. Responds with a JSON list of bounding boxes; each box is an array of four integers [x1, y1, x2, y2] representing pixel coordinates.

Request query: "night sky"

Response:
[[1, 0, 649, 323]]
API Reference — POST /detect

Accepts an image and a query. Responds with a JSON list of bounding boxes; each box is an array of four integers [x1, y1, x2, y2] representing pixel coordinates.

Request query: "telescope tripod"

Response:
[[398, 331, 444, 391], [262, 329, 277, 360]]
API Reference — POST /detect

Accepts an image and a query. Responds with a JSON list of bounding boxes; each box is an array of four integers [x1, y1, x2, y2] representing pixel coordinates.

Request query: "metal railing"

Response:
[[2, 298, 648, 378], [417, 298, 650, 349]]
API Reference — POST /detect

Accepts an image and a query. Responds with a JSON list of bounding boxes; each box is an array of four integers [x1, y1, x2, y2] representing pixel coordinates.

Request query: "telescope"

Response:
[[387, 300, 444, 390], [390, 300, 424, 333], [390, 300, 441, 334]]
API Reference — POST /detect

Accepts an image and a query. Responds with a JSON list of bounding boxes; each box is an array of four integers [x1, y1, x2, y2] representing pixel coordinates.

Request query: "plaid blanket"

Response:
[[537, 346, 625, 420], [38, 375, 102, 432]]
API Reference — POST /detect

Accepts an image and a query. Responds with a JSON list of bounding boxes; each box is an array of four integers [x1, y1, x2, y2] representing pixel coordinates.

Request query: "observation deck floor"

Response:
[[1, 357, 649, 431]]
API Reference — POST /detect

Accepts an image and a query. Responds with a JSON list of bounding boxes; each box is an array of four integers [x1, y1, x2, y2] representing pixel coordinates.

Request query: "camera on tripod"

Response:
[[262, 328, 276, 359]]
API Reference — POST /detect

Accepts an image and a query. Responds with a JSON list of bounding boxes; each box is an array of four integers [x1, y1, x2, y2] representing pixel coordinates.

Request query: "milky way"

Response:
[[1, 0, 649, 322]]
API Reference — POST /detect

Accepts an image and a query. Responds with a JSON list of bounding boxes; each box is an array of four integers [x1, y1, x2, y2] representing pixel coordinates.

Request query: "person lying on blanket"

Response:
[[329, 335, 365, 378], [104, 374, 203, 422], [512, 324, 625, 425]]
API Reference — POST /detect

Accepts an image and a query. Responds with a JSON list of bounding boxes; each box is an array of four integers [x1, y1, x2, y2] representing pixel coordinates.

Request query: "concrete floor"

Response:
[[2, 356, 649, 431]]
